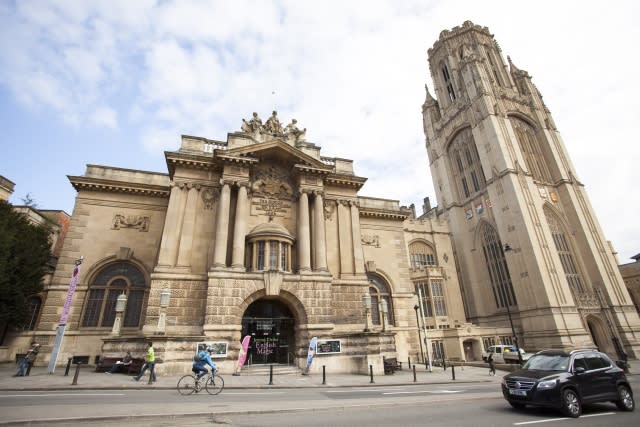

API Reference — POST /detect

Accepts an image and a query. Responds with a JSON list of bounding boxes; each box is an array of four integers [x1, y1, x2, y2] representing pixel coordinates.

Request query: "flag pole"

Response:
[[48, 256, 83, 374]]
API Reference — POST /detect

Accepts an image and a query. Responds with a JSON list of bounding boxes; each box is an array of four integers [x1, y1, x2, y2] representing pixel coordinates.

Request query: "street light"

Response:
[[380, 299, 388, 332], [362, 293, 371, 332], [414, 304, 426, 364], [503, 243, 523, 365]]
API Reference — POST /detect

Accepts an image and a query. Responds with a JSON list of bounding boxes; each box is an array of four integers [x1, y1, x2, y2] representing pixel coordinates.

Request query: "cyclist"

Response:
[[192, 346, 218, 380]]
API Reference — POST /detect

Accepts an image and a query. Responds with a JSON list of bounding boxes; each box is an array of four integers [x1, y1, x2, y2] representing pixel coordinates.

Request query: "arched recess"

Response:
[[367, 272, 395, 326], [80, 256, 151, 329], [445, 126, 487, 201], [585, 314, 614, 355], [474, 221, 516, 310], [507, 114, 553, 184], [408, 239, 438, 268], [543, 204, 588, 295], [239, 290, 308, 365]]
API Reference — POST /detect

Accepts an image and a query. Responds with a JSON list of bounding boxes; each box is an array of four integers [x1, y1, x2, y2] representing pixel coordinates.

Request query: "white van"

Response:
[[482, 344, 520, 364]]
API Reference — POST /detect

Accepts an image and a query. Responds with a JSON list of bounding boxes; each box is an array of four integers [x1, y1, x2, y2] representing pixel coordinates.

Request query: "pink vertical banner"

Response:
[[234, 336, 251, 375], [59, 258, 83, 325]]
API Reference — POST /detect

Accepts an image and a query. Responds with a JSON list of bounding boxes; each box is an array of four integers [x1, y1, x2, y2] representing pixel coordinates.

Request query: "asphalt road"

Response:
[[1, 379, 638, 426]]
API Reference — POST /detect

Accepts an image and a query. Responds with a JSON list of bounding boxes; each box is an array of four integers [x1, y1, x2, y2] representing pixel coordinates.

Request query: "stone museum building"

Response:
[[5, 21, 639, 374]]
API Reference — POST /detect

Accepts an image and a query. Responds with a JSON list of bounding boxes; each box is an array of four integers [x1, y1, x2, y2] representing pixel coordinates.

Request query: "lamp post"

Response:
[[380, 299, 388, 332], [362, 293, 371, 332], [111, 292, 127, 336], [503, 243, 523, 365], [157, 288, 170, 334], [414, 304, 426, 364]]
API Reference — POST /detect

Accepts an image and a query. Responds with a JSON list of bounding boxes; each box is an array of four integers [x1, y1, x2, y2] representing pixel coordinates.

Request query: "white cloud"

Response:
[[0, 0, 638, 261]]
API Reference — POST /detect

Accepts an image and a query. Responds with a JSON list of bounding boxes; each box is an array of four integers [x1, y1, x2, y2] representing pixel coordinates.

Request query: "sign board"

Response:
[[196, 342, 228, 358], [316, 339, 341, 354]]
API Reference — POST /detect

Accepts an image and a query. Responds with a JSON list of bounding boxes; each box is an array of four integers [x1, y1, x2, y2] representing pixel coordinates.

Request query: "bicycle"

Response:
[[177, 369, 224, 395]]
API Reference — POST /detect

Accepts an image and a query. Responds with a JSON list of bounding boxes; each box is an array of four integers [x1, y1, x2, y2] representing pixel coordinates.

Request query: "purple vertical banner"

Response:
[[59, 258, 83, 325]]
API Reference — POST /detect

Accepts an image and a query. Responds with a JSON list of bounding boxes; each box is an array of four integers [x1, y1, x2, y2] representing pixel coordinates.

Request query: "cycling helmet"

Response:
[[206, 346, 214, 353]]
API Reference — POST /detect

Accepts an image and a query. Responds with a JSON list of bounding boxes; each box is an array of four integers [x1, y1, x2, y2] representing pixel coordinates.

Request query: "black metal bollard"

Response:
[[408, 357, 411, 370], [322, 365, 326, 385], [413, 364, 417, 382], [147, 363, 155, 385], [269, 364, 273, 385], [451, 363, 456, 380], [443, 359, 447, 370], [64, 358, 73, 376], [25, 362, 33, 376], [71, 362, 82, 385]]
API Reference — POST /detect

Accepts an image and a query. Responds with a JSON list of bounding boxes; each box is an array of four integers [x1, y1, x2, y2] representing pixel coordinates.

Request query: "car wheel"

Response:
[[561, 389, 581, 418], [615, 385, 635, 411], [509, 401, 526, 410]]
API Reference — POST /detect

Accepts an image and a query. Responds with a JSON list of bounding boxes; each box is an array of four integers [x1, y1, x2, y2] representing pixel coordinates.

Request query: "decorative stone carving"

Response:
[[251, 165, 293, 220], [361, 235, 380, 248], [324, 200, 336, 220], [240, 111, 307, 143], [264, 270, 283, 296], [201, 187, 219, 210], [112, 214, 150, 232]]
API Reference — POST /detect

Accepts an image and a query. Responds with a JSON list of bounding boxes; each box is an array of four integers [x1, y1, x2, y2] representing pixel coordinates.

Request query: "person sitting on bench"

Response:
[[106, 351, 132, 374]]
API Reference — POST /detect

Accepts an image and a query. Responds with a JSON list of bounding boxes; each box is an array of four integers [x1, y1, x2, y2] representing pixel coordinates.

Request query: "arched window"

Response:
[[510, 117, 552, 184], [441, 63, 457, 103], [545, 209, 585, 294], [480, 223, 517, 309], [409, 241, 437, 268], [246, 222, 294, 272], [447, 128, 486, 201], [368, 274, 394, 326], [23, 296, 42, 330], [82, 261, 148, 328]]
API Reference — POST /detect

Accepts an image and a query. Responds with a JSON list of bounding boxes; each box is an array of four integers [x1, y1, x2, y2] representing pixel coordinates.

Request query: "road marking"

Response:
[[325, 388, 406, 393], [384, 390, 464, 395], [224, 392, 285, 395], [0, 393, 125, 398], [514, 412, 616, 425]]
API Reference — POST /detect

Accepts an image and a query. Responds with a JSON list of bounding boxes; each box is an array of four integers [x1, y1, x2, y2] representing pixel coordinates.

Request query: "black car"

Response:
[[501, 348, 634, 417]]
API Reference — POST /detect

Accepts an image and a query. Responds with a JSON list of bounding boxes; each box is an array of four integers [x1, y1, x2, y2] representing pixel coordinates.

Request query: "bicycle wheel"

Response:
[[205, 374, 224, 395], [177, 375, 198, 395]]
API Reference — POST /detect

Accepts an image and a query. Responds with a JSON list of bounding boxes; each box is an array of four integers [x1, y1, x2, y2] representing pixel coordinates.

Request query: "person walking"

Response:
[[134, 342, 156, 382], [488, 352, 496, 376], [14, 342, 40, 377]]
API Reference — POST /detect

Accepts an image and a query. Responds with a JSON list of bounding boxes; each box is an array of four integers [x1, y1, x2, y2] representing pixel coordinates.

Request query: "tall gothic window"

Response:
[[81, 261, 148, 328], [510, 117, 552, 184], [441, 63, 457, 103], [416, 279, 448, 318], [409, 241, 437, 268], [448, 128, 486, 200], [480, 223, 517, 309], [368, 273, 394, 326], [545, 209, 585, 293]]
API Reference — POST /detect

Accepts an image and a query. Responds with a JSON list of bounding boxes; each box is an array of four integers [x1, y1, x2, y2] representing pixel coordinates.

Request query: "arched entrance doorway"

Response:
[[241, 299, 295, 365], [586, 315, 614, 356]]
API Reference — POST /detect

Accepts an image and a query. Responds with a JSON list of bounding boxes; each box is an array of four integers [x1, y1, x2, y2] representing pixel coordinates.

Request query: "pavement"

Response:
[[0, 359, 637, 391]]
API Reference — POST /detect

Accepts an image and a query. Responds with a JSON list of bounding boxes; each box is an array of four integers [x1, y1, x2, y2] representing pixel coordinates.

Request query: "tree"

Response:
[[0, 201, 51, 345]]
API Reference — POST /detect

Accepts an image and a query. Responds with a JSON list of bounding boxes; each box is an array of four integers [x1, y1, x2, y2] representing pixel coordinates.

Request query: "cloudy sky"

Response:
[[0, 0, 638, 262]]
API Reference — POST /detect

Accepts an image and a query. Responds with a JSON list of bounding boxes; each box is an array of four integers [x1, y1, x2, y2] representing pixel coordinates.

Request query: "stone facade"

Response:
[[620, 254, 640, 315]]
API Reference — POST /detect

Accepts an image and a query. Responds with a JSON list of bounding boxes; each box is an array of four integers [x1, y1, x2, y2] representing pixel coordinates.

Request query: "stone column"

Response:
[[313, 192, 328, 271], [212, 182, 231, 268], [297, 191, 311, 272], [176, 184, 199, 268], [350, 201, 365, 274], [231, 183, 249, 270], [157, 183, 186, 267], [337, 201, 353, 274]]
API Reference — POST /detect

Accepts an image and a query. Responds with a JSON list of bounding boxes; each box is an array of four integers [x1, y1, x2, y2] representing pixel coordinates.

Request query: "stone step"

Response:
[[238, 364, 301, 376]]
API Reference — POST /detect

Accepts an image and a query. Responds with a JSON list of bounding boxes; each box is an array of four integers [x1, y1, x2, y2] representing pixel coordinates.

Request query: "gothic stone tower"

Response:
[[421, 21, 640, 358]]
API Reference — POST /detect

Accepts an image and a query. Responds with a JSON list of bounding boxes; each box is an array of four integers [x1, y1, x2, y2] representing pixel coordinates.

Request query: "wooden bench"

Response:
[[95, 356, 144, 375], [383, 357, 402, 374]]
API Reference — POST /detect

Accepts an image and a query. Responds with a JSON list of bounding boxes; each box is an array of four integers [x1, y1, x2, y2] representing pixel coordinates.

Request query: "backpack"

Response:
[[193, 353, 202, 363]]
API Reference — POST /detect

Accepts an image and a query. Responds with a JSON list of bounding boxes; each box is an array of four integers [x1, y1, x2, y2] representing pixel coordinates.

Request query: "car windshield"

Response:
[[522, 354, 569, 371]]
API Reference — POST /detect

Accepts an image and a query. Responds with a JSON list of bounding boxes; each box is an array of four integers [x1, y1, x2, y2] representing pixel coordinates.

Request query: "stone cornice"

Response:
[[165, 151, 219, 178], [324, 174, 367, 189], [216, 153, 259, 165], [68, 176, 170, 198], [359, 207, 409, 220]]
